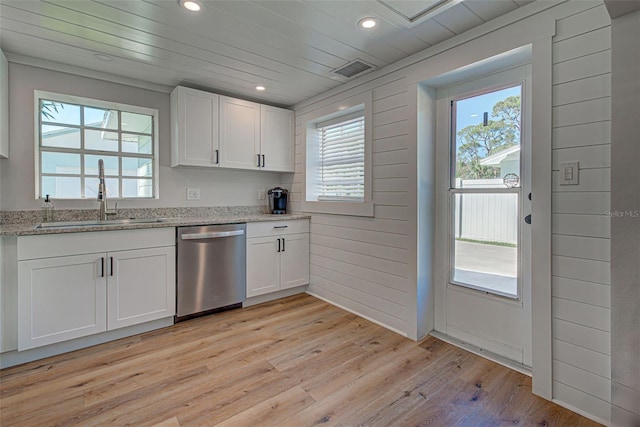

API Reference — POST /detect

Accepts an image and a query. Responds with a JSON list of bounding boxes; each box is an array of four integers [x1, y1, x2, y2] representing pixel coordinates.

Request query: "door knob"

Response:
[[524, 214, 531, 224]]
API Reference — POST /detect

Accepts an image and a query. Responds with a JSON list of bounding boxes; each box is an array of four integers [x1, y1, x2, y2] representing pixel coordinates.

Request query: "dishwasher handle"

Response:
[[181, 229, 245, 240]]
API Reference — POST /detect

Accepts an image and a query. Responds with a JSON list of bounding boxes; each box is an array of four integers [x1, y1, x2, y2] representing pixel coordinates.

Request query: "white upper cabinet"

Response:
[[171, 86, 220, 167], [171, 87, 294, 172], [219, 96, 261, 170], [261, 105, 294, 172], [0, 49, 8, 159]]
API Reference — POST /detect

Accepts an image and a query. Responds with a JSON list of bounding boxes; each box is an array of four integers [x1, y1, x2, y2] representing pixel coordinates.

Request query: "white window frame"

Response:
[[301, 92, 373, 217], [448, 81, 526, 300], [34, 91, 160, 200]]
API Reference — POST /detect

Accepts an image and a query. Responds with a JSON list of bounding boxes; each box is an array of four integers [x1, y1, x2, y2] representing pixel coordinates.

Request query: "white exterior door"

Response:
[[18, 254, 107, 350], [107, 247, 176, 330], [435, 65, 532, 366]]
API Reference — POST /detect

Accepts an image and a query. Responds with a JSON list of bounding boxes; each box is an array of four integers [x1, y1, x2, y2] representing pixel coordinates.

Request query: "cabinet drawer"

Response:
[[18, 228, 175, 260], [246, 219, 309, 238]]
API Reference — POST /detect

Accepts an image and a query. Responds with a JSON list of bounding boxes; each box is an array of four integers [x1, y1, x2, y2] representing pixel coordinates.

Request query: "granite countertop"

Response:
[[0, 213, 311, 237]]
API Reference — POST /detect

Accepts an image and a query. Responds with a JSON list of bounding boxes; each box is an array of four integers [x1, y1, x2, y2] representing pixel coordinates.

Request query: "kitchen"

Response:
[[0, 1, 638, 426]]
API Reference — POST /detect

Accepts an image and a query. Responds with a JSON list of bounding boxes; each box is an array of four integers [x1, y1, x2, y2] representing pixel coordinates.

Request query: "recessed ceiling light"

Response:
[[358, 17, 378, 29], [94, 53, 113, 61], [179, 0, 202, 12], [255, 85, 266, 91]]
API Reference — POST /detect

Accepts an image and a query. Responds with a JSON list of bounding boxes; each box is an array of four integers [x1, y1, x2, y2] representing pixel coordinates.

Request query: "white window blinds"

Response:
[[316, 113, 365, 201]]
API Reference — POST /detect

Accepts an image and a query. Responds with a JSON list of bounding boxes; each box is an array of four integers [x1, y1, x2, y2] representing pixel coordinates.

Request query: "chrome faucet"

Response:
[[97, 159, 117, 220]]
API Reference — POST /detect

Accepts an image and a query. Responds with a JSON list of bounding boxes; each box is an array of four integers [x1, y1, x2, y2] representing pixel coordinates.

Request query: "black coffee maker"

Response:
[[268, 187, 288, 214]]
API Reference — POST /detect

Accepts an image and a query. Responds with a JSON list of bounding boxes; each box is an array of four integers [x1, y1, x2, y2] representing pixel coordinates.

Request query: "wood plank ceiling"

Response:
[[0, 0, 534, 107]]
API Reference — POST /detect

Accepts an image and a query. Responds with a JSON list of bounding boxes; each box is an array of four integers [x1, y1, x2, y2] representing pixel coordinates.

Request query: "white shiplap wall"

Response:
[[551, 4, 612, 422], [292, 1, 612, 423], [291, 76, 412, 334]]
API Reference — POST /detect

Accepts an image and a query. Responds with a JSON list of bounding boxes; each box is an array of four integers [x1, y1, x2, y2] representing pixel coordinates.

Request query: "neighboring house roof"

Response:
[[480, 145, 521, 166]]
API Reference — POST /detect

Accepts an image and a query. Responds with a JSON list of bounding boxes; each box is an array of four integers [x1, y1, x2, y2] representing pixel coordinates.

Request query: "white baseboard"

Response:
[[243, 285, 307, 307], [306, 290, 408, 338], [0, 317, 174, 369]]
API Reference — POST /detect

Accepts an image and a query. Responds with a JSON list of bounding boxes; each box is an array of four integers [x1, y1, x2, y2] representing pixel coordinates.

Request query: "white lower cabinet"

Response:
[[17, 229, 175, 351], [246, 236, 280, 297], [107, 247, 175, 330], [246, 220, 309, 298], [18, 254, 107, 350], [279, 233, 310, 290]]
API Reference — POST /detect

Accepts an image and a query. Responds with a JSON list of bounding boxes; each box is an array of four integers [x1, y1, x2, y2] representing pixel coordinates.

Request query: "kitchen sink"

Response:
[[35, 218, 171, 229]]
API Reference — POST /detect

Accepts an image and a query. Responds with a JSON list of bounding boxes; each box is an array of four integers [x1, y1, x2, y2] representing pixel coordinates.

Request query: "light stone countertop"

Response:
[[0, 214, 311, 237]]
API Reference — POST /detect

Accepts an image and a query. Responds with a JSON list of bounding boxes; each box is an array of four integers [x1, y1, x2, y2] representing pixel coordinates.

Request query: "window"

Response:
[[35, 91, 159, 199], [449, 82, 527, 299], [303, 92, 373, 217], [316, 112, 365, 201]]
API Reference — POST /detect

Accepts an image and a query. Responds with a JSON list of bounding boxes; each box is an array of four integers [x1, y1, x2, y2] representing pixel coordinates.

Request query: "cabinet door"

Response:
[[246, 236, 280, 298], [219, 96, 260, 170], [280, 233, 310, 290], [18, 254, 107, 350], [107, 246, 176, 330], [260, 105, 294, 172], [172, 86, 219, 167]]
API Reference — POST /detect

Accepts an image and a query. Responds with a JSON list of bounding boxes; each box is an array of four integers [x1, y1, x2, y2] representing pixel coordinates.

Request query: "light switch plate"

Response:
[[186, 188, 201, 200], [258, 189, 266, 200], [559, 161, 579, 185]]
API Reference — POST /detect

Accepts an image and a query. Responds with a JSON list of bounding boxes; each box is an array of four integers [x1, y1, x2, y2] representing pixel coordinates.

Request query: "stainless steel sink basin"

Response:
[[35, 218, 170, 229]]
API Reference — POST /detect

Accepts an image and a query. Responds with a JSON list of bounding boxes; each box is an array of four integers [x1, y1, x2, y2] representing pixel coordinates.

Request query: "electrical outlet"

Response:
[[258, 189, 266, 200], [186, 188, 200, 200]]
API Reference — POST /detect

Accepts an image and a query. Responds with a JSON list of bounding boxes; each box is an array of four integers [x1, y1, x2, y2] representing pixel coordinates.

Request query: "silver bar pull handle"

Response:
[[181, 230, 245, 240]]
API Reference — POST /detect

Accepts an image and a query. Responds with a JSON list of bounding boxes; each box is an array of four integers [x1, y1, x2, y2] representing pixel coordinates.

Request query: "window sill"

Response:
[[301, 200, 374, 217]]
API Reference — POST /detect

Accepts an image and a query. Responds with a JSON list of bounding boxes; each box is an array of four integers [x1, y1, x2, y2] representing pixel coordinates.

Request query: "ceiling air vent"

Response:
[[332, 59, 375, 79]]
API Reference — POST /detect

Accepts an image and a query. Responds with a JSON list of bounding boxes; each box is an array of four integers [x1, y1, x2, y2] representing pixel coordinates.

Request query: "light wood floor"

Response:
[[1, 294, 601, 426]]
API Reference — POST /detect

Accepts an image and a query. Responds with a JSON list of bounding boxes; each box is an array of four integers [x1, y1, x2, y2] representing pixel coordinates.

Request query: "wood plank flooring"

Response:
[[0, 294, 601, 426]]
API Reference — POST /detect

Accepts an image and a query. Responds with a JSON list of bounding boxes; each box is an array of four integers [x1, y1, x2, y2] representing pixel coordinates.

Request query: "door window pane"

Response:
[[452, 192, 518, 298], [453, 86, 521, 189]]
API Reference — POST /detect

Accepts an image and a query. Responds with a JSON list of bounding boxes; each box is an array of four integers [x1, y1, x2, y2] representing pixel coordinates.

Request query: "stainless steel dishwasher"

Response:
[[176, 223, 246, 321]]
